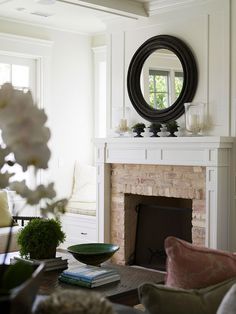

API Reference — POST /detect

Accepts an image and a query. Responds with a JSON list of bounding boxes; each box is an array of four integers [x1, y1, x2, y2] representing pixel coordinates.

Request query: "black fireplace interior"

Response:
[[133, 201, 192, 271]]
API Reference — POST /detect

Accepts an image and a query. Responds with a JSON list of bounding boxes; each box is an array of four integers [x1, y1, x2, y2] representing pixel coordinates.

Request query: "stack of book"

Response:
[[59, 265, 120, 288], [11, 256, 68, 271]]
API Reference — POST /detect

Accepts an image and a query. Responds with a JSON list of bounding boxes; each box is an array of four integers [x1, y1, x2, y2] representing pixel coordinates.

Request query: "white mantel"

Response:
[[95, 136, 235, 251]]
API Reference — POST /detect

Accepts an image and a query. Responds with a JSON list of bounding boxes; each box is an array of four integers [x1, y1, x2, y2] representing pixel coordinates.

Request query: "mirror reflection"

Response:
[[140, 49, 184, 110]]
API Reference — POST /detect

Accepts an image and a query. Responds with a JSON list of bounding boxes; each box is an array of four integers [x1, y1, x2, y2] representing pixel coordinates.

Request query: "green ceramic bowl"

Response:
[[67, 243, 120, 266]]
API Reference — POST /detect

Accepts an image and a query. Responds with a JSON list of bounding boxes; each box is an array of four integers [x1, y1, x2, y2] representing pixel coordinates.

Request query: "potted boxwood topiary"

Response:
[[149, 122, 162, 137], [166, 120, 179, 137], [17, 218, 66, 260], [131, 123, 146, 137]]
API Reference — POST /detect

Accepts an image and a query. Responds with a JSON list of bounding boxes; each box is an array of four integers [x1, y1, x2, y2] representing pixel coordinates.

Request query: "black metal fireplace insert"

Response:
[[133, 203, 192, 271]]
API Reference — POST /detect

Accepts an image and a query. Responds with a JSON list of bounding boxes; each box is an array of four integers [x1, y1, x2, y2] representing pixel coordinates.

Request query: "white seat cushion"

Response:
[[66, 201, 96, 216], [0, 225, 21, 253]]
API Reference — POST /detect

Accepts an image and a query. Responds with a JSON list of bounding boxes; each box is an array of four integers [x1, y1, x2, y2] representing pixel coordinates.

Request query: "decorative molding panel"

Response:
[[147, 0, 207, 15]]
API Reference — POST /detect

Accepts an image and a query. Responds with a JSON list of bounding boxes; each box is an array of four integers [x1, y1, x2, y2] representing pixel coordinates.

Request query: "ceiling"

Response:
[[0, 0, 197, 34]]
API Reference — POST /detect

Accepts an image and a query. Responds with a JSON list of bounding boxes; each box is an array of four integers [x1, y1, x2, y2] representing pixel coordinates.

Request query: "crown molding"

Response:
[[146, 0, 207, 15], [0, 31, 53, 48], [59, 0, 148, 19], [0, 16, 93, 36]]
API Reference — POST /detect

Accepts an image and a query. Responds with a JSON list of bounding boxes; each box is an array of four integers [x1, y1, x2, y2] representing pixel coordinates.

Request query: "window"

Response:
[[174, 71, 183, 99], [149, 69, 183, 109], [0, 54, 36, 95], [0, 33, 52, 216], [0, 54, 37, 215], [149, 70, 169, 109]]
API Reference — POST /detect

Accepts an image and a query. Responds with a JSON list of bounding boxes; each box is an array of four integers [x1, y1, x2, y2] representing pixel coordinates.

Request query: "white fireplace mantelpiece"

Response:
[[95, 136, 234, 251]]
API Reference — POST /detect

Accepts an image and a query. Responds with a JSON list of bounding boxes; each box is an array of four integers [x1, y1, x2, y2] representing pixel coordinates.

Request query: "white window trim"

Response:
[[0, 32, 53, 215], [0, 32, 53, 110], [92, 45, 107, 138]]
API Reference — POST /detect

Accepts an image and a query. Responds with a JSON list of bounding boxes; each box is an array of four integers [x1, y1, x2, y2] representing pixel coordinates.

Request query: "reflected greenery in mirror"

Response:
[[127, 35, 198, 122], [148, 69, 183, 109], [141, 49, 184, 110]]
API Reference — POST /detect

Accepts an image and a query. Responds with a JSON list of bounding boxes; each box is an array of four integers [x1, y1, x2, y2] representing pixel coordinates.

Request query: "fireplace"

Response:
[[132, 199, 192, 271], [95, 137, 233, 262], [110, 164, 205, 264]]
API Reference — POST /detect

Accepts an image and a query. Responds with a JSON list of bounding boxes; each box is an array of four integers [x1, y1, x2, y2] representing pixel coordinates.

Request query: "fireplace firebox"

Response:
[[133, 203, 192, 270]]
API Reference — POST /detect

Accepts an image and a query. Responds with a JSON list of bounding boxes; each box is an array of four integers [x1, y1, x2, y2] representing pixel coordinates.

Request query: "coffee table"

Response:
[[1, 251, 165, 306]]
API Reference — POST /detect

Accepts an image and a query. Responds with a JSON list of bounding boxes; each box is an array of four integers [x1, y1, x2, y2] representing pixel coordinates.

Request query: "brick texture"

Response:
[[110, 164, 206, 265]]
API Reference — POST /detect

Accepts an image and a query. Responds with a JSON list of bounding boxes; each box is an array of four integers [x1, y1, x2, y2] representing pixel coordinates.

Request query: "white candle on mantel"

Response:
[[189, 114, 198, 128], [188, 113, 202, 134], [119, 118, 128, 131]]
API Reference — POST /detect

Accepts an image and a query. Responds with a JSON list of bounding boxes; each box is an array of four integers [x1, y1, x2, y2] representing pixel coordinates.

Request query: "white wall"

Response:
[[104, 0, 236, 251], [0, 20, 94, 199], [49, 31, 93, 198], [106, 0, 232, 136]]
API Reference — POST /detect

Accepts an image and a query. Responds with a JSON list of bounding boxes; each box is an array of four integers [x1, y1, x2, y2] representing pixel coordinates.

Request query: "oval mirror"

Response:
[[127, 35, 198, 122]]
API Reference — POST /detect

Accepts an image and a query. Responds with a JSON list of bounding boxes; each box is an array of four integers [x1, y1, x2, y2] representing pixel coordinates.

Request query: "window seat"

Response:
[[60, 162, 97, 248], [66, 201, 96, 216]]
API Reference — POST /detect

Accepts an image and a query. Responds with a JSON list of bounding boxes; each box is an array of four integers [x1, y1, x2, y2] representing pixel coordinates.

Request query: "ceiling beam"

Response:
[[59, 0, 148, 19]]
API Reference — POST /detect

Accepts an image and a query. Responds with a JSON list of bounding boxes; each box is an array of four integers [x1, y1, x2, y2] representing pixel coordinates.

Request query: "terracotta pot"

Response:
[[0, 263, 44, 314]]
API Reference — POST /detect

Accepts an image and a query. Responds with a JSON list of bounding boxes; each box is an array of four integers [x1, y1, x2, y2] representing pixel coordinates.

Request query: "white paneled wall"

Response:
[[107, 0, 232, 136], [105, 0, 236, 251]]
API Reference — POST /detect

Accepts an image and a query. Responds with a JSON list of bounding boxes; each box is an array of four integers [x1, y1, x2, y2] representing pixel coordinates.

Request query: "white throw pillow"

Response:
[[0, 190, 12, 227], [71, 163, 96, 203]]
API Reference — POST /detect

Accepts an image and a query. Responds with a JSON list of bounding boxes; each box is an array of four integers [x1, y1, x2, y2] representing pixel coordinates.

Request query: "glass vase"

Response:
[[184, 103, 205, 136]]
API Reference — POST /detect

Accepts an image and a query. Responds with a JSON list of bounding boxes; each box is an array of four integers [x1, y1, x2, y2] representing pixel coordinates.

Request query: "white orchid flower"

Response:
[[2, 124, 50, 148], [0, 172, 13, 188], [0, 147, 10, 168], [0, 83, 67, 218], [0, 83, 15, 109], [10, 181, 56, 205], [9, 180, 29, 196], [12, 143, 51, 171], [41, 198, 68, 218], [26, 183, 56, 205]]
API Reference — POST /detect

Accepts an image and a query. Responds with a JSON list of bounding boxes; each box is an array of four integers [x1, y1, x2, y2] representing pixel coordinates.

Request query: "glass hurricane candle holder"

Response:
[[184, 102, 205, 136]]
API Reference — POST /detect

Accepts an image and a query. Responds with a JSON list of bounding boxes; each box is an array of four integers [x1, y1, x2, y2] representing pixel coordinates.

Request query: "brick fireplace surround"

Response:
[[111, 164, 205, 264], [95, 137, 233, 265]]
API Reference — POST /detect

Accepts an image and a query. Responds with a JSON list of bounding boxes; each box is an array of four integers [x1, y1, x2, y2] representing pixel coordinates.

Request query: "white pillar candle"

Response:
[[119, 118, 127, 131], [189, 114, 198, 128]]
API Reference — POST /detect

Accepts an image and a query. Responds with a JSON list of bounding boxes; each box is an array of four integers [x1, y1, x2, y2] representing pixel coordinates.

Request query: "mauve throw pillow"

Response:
[[165, 236, 236, 289], [139, 278, 236, 314]]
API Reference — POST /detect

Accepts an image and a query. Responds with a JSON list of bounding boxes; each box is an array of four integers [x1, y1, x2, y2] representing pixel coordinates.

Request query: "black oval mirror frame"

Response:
[[127, 35, 198, 122]]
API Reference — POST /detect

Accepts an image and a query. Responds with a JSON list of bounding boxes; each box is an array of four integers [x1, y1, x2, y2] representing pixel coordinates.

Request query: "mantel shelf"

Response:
[[94, 136, 234, 167], [95, 136, 234, 145]]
